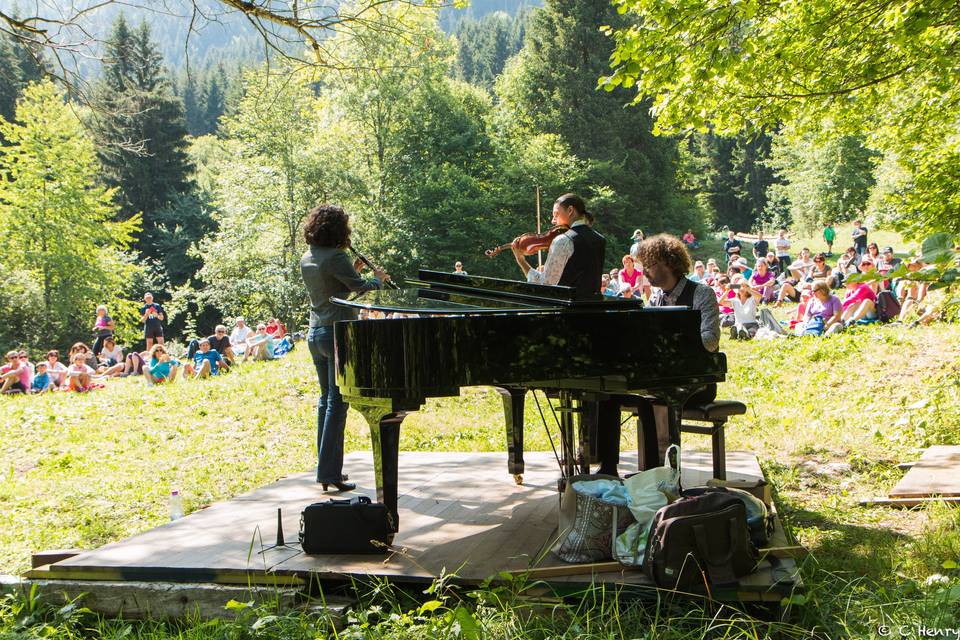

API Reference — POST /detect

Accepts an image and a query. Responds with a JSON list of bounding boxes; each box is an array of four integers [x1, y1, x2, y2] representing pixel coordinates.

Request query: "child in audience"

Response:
[[45, 350, 69, 387], [30, 362, 56, 393], [67, 352, 95, 392]]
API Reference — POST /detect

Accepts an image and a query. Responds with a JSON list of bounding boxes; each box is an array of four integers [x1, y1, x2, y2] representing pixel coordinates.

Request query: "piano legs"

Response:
[[495, 387, 526, 485], [353, 404, 408, 532]]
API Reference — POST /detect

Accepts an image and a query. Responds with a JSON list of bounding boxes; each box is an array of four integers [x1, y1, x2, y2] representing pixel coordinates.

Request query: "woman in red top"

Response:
[[618, 255, 641, 293], [265, 318, 287, 338]]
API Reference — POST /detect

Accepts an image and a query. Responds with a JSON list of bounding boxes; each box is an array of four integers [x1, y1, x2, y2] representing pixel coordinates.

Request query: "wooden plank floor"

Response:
[[890, 445, 960, 498], [42, 450, 799, 598]]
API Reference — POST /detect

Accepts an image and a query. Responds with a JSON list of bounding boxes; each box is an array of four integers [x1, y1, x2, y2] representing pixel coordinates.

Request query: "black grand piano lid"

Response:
[[330, 270, 647, 316]]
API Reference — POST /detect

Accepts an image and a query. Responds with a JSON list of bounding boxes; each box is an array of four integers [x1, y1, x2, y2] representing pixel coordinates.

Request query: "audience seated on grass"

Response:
[[1, 350, 30, 394], [230, 317, 252, 356], [29, 361, 56, 393], [146, 344, 180, 384], [799, 281, 843, 336], [730, 282, 761, 340], [44, 350, 68, 387], [67, 352, 96, 392], [96, 337, 126, 377], [244, 324, 275, 362], [207, 325, 234, 366], [188, 339, 225, 378]]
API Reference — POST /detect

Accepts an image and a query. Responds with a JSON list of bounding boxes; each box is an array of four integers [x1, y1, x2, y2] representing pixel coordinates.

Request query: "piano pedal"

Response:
[[513, 474, 523, 485]]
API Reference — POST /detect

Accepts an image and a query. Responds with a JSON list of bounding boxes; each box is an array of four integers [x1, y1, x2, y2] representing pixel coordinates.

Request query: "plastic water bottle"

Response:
[[169, 489, 184, 521]]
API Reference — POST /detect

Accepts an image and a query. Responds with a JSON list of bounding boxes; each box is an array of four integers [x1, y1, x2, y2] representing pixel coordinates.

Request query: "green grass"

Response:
[[2, 319, 960, 637]]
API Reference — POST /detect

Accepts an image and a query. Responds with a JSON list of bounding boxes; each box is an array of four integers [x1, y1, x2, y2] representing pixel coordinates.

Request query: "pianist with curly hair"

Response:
[[300, 204, 390, 492], [597, 233, 721, 475], [510, 193, 606, 299]]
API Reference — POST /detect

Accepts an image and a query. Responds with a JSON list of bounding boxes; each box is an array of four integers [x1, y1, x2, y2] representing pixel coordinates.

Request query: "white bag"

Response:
[[614, 445, 680, 566]]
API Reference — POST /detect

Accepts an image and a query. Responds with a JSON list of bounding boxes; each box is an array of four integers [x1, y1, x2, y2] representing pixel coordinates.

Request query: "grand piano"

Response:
[[331, 270, 727, 529]]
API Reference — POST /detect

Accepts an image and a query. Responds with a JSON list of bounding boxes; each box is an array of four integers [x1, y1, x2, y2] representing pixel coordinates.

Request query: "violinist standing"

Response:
[[510, 193, 606, 299]]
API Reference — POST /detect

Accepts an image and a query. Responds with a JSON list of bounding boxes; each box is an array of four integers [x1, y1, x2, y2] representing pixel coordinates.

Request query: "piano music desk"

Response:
[[36, 450, 800, 603]]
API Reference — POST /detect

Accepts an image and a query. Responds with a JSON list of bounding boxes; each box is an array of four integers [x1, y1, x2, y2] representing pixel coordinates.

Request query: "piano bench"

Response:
[[621, 398, 747, 481], [680, 400, 746, 481]]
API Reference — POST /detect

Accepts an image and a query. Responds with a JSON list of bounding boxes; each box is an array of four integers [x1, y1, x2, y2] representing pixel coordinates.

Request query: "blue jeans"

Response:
[[308, 326, 347, 483]]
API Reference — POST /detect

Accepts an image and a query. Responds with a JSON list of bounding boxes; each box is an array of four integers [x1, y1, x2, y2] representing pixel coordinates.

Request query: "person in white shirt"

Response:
[[96, 337, 126, 377], [230, 317, 252, 355], [730, 281, 761, 340], [44, 350, 69, 387]]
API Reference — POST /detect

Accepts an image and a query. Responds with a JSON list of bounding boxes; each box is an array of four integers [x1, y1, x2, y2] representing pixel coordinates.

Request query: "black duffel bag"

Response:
[[299, 496, 395, 554], [643, 490, 757, 590]]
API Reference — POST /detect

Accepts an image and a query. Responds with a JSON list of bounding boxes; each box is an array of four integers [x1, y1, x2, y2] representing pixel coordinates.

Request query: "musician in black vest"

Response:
[[510, 193, 605, 299], [597, 234, 721, 476]]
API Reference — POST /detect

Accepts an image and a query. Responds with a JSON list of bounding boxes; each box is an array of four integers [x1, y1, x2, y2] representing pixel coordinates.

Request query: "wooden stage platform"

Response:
[[29, 451, 800, 601]]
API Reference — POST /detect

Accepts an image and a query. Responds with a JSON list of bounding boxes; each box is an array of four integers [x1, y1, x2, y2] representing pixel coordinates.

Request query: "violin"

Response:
[[484, 225, 569, 258]]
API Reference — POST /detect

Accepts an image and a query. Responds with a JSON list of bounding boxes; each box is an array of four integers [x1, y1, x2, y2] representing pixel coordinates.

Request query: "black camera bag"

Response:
[[299, 496, 394, 554]]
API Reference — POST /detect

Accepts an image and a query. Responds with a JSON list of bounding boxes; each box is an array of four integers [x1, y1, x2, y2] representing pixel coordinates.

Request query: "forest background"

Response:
[[0, 0, 908, 352]]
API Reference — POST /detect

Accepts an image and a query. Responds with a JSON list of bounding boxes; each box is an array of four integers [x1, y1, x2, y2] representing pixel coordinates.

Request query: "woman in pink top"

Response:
[[619, 255, 641, 290], [1, 350, 30, 393], [840, 280, 878, 326], [748, 260, 776, 302]]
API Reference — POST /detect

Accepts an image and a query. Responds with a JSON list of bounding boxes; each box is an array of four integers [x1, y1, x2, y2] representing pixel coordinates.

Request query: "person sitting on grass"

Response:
[[682, 229, 700, 249], [122, 350, 148, 377], [838, 278, 878, 329], [145, 344, 179, 384], [44, 350, 69, 387], [96, 337, 126, 377], [800, 281, 842, 336], [689, 260, 706, 283], [189, 338, 225, 379], [704, 259, 721, 286], [1, 350, 30, 394], [619, 254, 642, 296], [897, 258, 929, 321], [810, 253, 831, 281], [230, 317, 252, 357], [66, 352, 95, 392], [207, 325, 234, 367], [730, 282, 761, 340], [763, 251, 781, 279], [68, 342, 98, 370], [244, 324, 275, 362], [30, 361, 56, 393], [749, 259, 777, 302], [774, 277, 802, 307], [266, 318, 287, 339], [787, 247, 815, 282], [714, 275, 735, 327]]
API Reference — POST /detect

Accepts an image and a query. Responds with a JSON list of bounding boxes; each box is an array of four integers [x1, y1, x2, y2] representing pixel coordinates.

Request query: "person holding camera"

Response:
[[140, 292, 165, 350]]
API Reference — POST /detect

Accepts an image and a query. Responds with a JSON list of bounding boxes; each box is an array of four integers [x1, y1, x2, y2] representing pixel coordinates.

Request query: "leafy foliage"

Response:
[[0, 80, 141, 350], [92, 16, 200, 277], [762, 129, 878, 233], [601, 0, 960, 239], [496, 0, 697, 243]]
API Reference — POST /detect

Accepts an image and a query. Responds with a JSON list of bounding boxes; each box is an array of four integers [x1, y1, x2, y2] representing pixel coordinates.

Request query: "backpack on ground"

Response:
[[643, 489, 757, 590], [876, 290, 902, 322]]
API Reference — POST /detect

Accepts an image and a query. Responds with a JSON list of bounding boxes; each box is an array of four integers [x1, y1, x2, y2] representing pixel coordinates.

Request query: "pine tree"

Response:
[[180, 72, 202, 135], [0, 35, 21, 126], [93, 17, 195, 263], [200, 68, 225, 135]]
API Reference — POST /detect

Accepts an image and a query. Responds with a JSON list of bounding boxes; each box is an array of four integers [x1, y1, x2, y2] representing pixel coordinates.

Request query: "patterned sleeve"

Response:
[[694, 283, 721, 352], [526, 234, 574, 286]]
